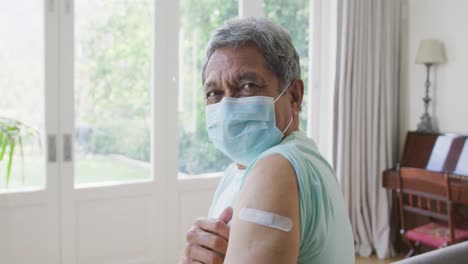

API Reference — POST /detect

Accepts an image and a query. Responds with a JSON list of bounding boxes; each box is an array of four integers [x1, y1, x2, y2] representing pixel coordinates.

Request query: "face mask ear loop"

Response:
[[274, 82, 292, 103], [281, 115, 294, 134], [275, 82, 294, 134]]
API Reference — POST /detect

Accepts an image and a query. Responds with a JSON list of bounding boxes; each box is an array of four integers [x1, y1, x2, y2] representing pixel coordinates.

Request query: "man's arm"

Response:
[[224, 154, 301, 264]]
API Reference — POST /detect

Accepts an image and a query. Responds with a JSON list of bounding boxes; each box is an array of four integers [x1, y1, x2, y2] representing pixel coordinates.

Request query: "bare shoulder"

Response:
[[224, 154, 300, 264], [239, 154, 298, 210]]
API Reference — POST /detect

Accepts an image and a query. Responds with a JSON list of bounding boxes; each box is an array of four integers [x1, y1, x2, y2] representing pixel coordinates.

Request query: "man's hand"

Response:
[[180, 207, 233, 264]]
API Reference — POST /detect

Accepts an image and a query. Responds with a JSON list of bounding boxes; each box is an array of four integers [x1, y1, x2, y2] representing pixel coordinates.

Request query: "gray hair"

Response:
[[201, 17, 301, 90]]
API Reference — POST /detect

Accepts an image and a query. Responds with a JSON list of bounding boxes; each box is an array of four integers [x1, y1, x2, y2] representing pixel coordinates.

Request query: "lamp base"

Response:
[[417, 113, 434, 133]]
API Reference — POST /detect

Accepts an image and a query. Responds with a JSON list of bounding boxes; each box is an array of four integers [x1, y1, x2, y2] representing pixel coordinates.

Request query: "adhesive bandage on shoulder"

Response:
[[238, 207, 292, 232]]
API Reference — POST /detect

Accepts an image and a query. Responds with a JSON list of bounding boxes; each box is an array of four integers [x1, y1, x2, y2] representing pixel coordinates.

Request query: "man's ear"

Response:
[[289, 79, 304, 112]]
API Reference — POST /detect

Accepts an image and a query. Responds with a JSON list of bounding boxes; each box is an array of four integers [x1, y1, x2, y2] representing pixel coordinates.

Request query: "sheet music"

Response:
[[426, 135, 455, 171], [454, 140, 468, 176]]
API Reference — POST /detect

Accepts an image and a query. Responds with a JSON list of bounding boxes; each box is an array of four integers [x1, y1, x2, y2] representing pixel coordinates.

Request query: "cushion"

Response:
[[405, 222, 468, 248]]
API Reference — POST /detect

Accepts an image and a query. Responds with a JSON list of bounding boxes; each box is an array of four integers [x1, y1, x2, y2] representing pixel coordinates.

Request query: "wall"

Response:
[[170, 176, 221, 262], [400, 0, 468, 147]]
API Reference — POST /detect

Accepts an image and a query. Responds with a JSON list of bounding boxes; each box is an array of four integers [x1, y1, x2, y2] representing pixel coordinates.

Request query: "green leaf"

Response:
[[19, 136, 25, 184], [6, 139, 15, 187], [0, 135, 8, 161]]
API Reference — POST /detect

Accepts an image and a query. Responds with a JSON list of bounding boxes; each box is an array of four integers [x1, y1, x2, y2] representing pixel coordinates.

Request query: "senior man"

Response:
[[180, 17, 354, 264]]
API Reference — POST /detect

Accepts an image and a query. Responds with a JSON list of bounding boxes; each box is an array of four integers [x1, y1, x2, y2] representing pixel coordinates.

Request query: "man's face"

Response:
[[203, 44, 302, 136]]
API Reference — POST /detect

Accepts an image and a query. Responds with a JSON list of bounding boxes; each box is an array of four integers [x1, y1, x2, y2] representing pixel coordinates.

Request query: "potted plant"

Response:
[[0, 117, 41, 187]]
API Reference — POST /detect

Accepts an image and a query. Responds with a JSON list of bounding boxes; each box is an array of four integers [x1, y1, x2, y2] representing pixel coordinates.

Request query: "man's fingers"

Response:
[[186, 227, 228, 254], [185, 243, 224, 264], [193, 218, 230, 240], [183, 213, 231, 263], [218, 206, 233, 224]]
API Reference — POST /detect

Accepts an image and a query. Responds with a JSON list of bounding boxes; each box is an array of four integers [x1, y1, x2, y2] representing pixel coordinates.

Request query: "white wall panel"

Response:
[[0, 206, 52, 264], [75, 196, 154, 264]]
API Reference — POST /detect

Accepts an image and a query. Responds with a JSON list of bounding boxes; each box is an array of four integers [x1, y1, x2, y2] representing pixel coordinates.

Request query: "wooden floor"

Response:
[[356, 255, 404, 264]]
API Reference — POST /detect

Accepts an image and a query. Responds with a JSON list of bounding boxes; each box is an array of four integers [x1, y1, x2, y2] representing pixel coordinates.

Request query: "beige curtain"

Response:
[[333, 0, 401, 258]]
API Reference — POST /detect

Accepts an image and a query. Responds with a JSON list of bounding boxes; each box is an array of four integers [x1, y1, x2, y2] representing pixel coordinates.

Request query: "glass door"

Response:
[[59, 1, 166, 263], [73, 0, 153, 186], [0, 1, 60, 263], [0, 0, 46, 191]]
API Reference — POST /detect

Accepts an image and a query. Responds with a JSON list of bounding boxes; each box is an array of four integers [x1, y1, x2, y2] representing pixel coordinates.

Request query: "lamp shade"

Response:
[[415, 39, 446, 64]]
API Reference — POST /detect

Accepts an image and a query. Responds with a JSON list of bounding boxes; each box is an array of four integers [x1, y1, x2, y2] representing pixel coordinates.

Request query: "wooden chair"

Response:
[[397, 167, 468, 258]]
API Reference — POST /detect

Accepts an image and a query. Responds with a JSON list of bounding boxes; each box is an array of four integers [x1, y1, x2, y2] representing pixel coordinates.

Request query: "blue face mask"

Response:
[[205, 87, 293, 166]]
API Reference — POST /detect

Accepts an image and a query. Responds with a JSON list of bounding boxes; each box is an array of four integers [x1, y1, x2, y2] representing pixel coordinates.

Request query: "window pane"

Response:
[[74, 1, 153, 185], [178, 0, 238, 176], [0, 1, 45, 190], [264, 0, 310, 132]]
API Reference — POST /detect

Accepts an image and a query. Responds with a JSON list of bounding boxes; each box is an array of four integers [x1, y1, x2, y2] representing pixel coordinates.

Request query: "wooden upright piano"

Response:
[[382, 131, 468, 251], [383, 131, 468, 204]]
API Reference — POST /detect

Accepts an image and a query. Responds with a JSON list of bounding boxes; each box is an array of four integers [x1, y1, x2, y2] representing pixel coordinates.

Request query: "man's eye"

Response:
[[241, 83, 258, 90], [206, 91, 219, 98], [205, 90, 223, 104]]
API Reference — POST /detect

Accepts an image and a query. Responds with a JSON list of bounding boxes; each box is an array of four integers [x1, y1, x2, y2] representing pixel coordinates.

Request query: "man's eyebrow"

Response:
[[203, 81, 217, 90], [238, 72, 265, 83]]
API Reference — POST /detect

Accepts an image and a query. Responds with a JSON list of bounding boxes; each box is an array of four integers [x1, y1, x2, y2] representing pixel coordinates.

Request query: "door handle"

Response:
[[63, 134, 72, 162], [47, 134, 57, 163]]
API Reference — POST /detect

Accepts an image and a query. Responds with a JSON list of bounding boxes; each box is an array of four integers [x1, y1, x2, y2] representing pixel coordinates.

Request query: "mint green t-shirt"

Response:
[[208, 131, 354, 263]]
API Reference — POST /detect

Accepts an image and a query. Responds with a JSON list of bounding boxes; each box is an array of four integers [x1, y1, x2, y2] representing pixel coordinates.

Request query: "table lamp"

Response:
[[415, 39, 446, 132]]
